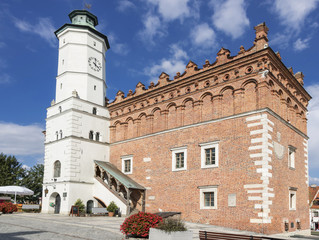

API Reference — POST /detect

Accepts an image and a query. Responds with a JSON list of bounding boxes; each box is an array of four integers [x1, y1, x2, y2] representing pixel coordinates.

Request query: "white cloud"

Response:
[[293, 38, 311, 51], [0, 122, 44, 156], [0, 73, 12, 84], [108, 33, 130, 56], [147, 0, 191, 22], [306, 84, 319, 173], [117, 0, 136, 12], [22, 164, 30, 170], [309, 176, 319, 185], [210, 0, 250, 39], [144, 44, 189, 82], [138, 13, 166, 46], [269, 33, 290, 49], [273, 0, 319, 32], [138, 0, 199, 45], [190, 23, 216, 48], [13, 17, 56, 47]]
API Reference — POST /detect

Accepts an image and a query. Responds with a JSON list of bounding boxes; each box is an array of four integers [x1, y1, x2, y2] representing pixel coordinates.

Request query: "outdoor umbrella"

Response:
[[0, 186, 34, 203]]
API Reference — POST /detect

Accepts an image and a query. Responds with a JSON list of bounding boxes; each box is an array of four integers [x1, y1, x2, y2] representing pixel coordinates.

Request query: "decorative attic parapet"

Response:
[[295, 72, 304, 86], [238, 45, 246, 55], [135, 82, 146, 95], [113, 90, 125, 103], [254, 22, 269, 50], [215, 48, 231, 66], [157, 72, 170, 87], [183, 61, 198, 77], [108, 22, 310, 114]]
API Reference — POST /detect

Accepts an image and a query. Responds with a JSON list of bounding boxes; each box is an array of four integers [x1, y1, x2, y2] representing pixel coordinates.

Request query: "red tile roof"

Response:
[[309, 186, 319, 207]]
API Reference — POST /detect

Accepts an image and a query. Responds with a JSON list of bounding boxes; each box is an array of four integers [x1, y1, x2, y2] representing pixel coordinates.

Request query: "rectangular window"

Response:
[[289, 190, 296, 210], [204, 192, 214, 207], [314, 212, 319, 217], [121, 155, 133, 174], [175, 152, 184, 169], [200, 141, 219, 168], [200, 187, 217, 209], [288, 146, 296, 169], [205, 148, 215, 165], [124, 159, 130, 173], [171, 146, 187, 171]]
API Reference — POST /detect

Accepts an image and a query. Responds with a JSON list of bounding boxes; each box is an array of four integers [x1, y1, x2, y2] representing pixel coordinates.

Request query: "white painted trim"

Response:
[[121, 156, 133, 175], [200, 142, 219, 169], [200, 187, 217, 210], [289, 189, 297, 210], [171, 147, 187, 172]]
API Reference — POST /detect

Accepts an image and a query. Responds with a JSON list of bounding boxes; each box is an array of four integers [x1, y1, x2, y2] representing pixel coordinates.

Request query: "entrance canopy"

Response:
[[94, 161, 145, 190]]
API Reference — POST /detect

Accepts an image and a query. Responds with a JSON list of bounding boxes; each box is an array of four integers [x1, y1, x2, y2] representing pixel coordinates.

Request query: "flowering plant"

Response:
[[49, 202, 55, 207], [0, 202, 18, 213], [120, 212, 162, 237]]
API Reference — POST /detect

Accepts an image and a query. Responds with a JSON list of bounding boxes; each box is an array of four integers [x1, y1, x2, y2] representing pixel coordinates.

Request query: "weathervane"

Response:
[[84, 3, 92, 10]]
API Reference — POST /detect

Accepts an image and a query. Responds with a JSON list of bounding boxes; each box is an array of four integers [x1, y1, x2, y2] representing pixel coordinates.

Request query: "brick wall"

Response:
[[107, 23, 311, 234]]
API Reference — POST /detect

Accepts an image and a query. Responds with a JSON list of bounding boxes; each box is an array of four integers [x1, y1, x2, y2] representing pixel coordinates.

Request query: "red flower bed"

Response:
[[0, 202, 18, 213], [120, 212, 162, 237]]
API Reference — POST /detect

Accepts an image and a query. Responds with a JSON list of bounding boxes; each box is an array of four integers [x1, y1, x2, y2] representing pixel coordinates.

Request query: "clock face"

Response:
[[88, 57, 102, 72]]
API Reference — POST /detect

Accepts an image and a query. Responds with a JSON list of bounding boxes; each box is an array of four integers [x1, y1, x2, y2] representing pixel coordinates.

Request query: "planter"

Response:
[[108, 211, 114, 217], [149, 228, 193, 240]]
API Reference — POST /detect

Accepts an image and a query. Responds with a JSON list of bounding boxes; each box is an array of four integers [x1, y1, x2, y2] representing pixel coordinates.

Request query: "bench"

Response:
[[21, 204, 40, 212], [199, 231, 285, 240], [91, 207, 108, 215]]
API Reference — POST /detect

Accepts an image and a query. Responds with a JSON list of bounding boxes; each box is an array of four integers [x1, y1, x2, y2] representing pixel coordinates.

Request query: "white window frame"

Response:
[[200, 141, 219, 169], [171, 146, 187, 172], [199, 186, 218, 209], [288, 146, 296, 169], [289, 189, 296, 210], [121, 155, 133, 174]]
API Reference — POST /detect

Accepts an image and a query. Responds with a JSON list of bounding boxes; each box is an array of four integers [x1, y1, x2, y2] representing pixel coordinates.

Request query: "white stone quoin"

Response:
[[42, 10, 122, 214]]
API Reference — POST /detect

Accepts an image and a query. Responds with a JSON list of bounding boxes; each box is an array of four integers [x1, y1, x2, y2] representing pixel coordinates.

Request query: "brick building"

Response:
[[106, 23, 311, 234], [43, 10, 311, 235], [309, 185, 319, 230]]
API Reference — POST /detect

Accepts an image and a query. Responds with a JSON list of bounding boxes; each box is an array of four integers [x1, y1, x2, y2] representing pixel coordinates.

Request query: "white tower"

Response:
[[42, 10, 110, 214]]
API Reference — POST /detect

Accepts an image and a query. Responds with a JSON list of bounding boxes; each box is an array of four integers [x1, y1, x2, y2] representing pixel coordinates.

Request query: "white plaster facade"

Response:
[[42, 11, 125, 215]]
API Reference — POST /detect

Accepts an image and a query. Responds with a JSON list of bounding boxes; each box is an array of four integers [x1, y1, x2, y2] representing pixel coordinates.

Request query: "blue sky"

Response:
[[0, 0, 318, 183]]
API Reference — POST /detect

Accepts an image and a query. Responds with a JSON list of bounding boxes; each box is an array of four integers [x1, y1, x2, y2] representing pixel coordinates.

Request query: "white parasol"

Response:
[[0, 186, 34, 203]]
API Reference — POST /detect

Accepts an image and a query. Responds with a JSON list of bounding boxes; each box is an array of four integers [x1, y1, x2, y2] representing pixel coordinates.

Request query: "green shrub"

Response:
[[74, 199, 85, 213], [156, 218, 187, 233], [107, 201, 118, 212]]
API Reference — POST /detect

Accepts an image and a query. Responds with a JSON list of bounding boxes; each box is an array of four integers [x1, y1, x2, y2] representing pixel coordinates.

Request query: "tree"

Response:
[[0, 153, 25, 186], [22, 164, 44, 203]]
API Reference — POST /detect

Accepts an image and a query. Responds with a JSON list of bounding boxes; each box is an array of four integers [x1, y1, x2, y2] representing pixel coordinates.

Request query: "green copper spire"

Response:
[[68, 10, 98, 29]]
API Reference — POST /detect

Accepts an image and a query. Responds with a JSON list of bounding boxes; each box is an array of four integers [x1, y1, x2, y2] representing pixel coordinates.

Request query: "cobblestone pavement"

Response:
[[0, 213, 317, 240], [0, 213, 125, 240]]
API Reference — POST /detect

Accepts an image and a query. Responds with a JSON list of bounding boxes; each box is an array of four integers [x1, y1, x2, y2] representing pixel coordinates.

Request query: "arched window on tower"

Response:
[[56, 131, 59, 140], [54, 160, 61, 178], [59, 106, 62, 113], [92, 107, 97, 115], [96, 132, 100, 141], [60, 130, 63, 139], [89, 131, 94, 140]]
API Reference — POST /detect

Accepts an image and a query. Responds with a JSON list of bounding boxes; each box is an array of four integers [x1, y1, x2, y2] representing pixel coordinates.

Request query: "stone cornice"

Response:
[[45, 135, 109, 146], [46, 107, 110, 121]]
